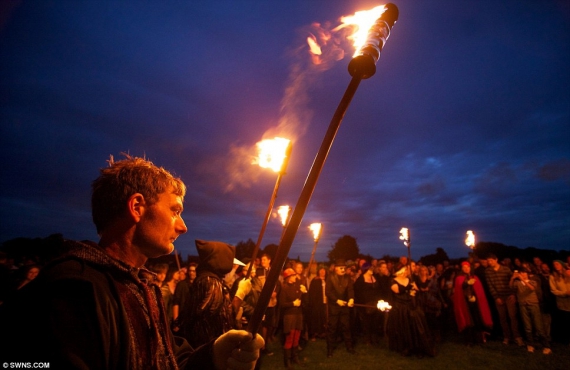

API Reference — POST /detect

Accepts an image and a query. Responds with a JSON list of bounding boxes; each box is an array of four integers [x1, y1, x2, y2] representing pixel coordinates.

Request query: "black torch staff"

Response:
[[399, 227, 411, 274], [246, 141, 293, 278], [247, 3, 399, 335]]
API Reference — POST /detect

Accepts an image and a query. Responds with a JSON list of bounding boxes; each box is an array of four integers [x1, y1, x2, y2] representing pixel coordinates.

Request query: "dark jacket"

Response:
[[326, 273, 354, 313], [180, 240, 235, 348], [0, 240, 215, 369]]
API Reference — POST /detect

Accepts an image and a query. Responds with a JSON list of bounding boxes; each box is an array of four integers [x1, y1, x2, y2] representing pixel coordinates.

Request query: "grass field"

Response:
[[258, 332, 570, 370]]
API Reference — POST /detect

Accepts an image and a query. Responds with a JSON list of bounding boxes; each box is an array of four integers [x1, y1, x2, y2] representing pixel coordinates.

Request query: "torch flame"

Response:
[[336, 5, 387, 57], [254, 137, 291, 172], [278, 205, 291, 227], [465, 230, 475, 249], [399, 227, 409, 247], [377, 300, 392, 312], [309, 223, 322, 241]]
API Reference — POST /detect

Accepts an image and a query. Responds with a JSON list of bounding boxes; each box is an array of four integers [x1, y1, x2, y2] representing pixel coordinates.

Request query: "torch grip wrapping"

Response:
[[348, 3, 399, 79]]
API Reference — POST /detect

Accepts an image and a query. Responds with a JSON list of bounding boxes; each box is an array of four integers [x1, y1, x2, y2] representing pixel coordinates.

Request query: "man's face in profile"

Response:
[[136, 188, 187, 258]]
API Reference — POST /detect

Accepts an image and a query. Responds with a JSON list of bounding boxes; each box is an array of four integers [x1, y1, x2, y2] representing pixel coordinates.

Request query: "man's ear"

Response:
[[127, 193, 146, 222]]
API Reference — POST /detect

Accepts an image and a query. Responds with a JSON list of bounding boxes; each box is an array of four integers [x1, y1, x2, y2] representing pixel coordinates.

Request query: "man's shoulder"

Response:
[[42, 255, 108, 283]]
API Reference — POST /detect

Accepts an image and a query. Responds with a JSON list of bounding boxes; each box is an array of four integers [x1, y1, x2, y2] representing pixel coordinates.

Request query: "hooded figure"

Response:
[[180, 240, 235, 348]]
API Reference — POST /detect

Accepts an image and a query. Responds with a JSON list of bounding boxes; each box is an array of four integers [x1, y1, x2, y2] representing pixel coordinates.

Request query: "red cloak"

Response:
[[453, 274, 493, 332]]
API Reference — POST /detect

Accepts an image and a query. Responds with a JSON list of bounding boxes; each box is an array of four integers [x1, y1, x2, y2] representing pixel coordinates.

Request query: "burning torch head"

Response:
[[348, 3, 399, 79]]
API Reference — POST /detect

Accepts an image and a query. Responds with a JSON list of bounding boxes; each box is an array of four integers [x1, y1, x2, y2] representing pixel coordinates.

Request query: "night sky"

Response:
[[1, 0, 569, 261]]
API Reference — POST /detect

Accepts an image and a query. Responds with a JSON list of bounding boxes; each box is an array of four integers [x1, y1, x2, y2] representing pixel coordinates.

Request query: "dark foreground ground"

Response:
[[258, 331, 570, 370]]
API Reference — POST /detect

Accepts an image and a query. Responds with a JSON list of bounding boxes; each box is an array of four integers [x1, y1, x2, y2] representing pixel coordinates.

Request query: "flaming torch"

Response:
[[247, 4, 399, 335], [277, 205, 292, 239], [352, 300, 392, 311], [465, 230, 475, 250], [306, 223, 322, 277], [246, 137, 293, 278], [399, 227, 411, 273]]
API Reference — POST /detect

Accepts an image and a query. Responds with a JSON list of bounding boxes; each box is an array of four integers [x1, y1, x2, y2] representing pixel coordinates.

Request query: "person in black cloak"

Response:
[[179, 239, 235, 348]]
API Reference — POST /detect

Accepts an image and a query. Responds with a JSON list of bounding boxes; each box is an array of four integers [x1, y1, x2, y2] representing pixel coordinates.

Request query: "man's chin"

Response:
[[148, 244, 175, 258]]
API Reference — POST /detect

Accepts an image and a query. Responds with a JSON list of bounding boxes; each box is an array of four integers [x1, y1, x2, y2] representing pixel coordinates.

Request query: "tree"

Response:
[[262, 243, 279, 261], [327, 235, 360, 263], [419, 247, 450, 266], [235, 239, 256, 261]]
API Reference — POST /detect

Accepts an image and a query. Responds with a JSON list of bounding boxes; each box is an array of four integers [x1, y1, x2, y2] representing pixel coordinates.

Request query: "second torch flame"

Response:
[[466, 230, 475, 249], [278, 206, 291, 227], [255, 137, 291, 173], [309, 222, 322, 242]]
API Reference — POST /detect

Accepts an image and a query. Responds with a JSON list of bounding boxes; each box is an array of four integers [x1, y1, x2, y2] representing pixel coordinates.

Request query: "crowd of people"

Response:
[[0, 154, 569, 369], [140, 250, 570, 368]]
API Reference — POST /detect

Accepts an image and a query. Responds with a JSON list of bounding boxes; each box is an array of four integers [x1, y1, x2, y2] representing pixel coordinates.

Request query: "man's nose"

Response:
[[177, 217, 188, 234]]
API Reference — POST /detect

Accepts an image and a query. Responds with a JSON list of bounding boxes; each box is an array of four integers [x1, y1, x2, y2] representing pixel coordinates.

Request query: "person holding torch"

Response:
[[0, 155, 264, 369], [386, 265, 436, 357], [325, 259, 355, 357], [280, 268, 307, 368]]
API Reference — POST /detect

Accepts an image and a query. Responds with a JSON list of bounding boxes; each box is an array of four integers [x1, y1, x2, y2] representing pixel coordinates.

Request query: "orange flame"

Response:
[[306, 5, 387, 61], [254, 137, 291, 172], [277, 205, 291, 226], [399, 227, 409, 247], [337, 5, 387, 57], [465, 230, 475, 249], [309, 223, 322, 241]]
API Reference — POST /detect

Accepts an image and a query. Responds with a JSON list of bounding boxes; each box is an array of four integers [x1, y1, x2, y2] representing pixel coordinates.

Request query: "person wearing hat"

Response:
[[453, 261, 493, 346], [325, 259, 355, 357], [386, 264, 436, 357], [179, 239, 236, 349], [280, 268, 306, 368], [354, 262, 381, 345]]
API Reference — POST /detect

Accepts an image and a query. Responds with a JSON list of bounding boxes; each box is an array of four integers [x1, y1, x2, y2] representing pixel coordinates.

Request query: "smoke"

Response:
[[223, 18, 356, 192]]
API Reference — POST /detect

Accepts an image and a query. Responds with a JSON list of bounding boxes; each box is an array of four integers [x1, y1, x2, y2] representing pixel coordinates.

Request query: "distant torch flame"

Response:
[[377, 300, 392, 312], [255, 137, 291, 172], [399, 227, 409, 247], [465, 230, 475, 249], [309, 223, 322, 242], [278, 206, 291, 226], [336, 5, 387, 57]]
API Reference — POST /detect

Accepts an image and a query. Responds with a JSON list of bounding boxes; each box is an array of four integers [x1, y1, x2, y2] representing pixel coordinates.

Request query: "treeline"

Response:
[[1, 233, 568, 268]]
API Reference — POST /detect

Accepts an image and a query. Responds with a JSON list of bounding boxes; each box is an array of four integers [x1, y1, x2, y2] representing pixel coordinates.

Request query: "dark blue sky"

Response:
[[1, 0, 569, 261]]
